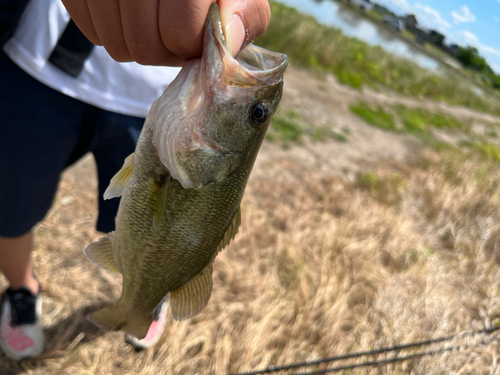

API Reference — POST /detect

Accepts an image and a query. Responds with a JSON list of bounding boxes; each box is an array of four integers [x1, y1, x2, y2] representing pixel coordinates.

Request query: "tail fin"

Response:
[[89, 302, 152, 339]]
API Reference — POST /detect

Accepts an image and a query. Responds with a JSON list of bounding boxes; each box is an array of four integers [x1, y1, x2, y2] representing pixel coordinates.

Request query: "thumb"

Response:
[[219, 0, 271, 57]]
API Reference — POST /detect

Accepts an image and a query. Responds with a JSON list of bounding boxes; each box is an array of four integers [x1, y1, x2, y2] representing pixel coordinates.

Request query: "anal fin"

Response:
[[104, 153, 134, 200], [170, 263, 213, 321], [83, 232, 120, 273]]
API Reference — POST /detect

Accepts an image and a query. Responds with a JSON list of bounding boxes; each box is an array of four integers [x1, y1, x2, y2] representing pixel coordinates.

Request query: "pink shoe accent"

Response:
[[125, 300, 168, 349], [143, 319, 163, 342], [1, 318, 35, 351]]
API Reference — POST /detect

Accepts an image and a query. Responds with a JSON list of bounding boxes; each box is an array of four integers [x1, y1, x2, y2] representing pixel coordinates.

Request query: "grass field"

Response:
[[3, 3, 500, 375]]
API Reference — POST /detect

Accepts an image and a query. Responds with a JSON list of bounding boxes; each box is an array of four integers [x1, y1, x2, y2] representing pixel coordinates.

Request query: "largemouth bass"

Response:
[[84, 3, 287, 338]]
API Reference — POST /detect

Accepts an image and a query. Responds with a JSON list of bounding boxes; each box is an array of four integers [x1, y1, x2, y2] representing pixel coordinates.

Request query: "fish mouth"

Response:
[[234, 44, 288, 84], [204, 3, 288, 88]]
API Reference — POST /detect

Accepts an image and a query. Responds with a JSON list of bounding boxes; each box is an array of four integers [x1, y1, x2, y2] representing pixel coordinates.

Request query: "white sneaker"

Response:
[[125, 299, 168, 350], [0, 287, 45, 361]]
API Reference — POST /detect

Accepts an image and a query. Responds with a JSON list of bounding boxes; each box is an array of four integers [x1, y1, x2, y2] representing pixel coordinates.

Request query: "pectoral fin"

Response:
[[152, 175, 171, 229], [104, 153, 134, 200], [170, 263, 213, 321], [83, 232, 120, 273], [216, 207, 241, 253]]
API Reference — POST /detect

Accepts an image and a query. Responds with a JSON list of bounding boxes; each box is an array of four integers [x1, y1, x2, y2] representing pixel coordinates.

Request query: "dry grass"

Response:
[[2, 143, 500, 374]]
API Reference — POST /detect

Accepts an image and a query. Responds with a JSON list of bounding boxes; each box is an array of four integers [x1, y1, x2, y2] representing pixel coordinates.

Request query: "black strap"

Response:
[[48, 19, 95, 78], [0, 0, 31, 47]]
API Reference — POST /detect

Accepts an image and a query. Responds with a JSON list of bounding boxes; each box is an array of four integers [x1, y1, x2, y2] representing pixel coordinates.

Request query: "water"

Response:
[[279, 0, 444, 72]]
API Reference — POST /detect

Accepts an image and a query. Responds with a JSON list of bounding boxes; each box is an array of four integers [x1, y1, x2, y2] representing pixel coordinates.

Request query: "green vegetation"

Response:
[[267, 115, 303, 145], [401, 29, 415, 40], [456, 46, 488, 71], [356, 171, 406, 205], [336, 70, 363, 90], [342, 126, 352, 135], [268, 110, 349, 146], [486, 130, 498, 138], [469, 142, 500, 163], [255, 1, 500, 116], [456, 47, 500, 88], [366, 9, 383, 22], [311, 126, 348, 142], [349, 103, 396, 131], [318, 84, 328, 92], [395, 105, 464, 135], [350, 102, 465, 140], [287, 110, 301, 120], [330, 131, 348, 142]]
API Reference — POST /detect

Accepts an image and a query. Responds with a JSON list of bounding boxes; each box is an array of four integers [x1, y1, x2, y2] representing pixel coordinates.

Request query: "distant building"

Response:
[[404, 14, 418, 31], [403, 14, 430, 44]]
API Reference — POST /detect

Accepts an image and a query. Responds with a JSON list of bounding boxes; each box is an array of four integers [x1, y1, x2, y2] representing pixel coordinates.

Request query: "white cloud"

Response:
[[460, 30, 479, 44], [414, 4, 451, 32], [451, 5, 476, 24], [494, 16, 500, 23]]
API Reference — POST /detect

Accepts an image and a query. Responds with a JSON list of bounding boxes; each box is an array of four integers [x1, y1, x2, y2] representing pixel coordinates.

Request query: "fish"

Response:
[[83, 3, 287, 339]]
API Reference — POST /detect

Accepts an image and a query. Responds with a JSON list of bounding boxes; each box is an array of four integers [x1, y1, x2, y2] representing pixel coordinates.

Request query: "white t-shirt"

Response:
[[3, 0, 181, 118]]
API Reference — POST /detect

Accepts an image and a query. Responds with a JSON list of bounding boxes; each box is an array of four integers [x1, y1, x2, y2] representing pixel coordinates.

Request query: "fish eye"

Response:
[[250, 102, 270, 126]]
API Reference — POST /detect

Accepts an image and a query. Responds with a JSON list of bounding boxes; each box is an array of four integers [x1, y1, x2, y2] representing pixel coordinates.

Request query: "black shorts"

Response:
[[0, 52, 145, 237]]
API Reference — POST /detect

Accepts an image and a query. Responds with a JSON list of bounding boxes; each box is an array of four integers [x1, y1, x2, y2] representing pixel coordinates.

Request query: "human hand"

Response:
[[61, 0, 270, 66]]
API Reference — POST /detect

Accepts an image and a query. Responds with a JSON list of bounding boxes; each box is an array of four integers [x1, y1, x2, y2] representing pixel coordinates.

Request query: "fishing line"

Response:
[[233, 325, 500, 375]]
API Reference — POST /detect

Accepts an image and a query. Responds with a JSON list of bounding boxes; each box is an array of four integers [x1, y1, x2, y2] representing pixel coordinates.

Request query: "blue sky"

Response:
[[374, 0, 500, 72]]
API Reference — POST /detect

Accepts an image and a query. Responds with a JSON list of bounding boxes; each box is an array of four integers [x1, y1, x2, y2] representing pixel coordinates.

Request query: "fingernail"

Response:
[[225, 14, 245, 57]]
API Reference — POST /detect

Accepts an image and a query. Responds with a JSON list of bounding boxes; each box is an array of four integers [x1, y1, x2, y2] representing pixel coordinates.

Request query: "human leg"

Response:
[[0, 232, 44, 361], [0, 231, 44, 361], [0, 51, 92, 360], [0, 231, 38, 295]]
